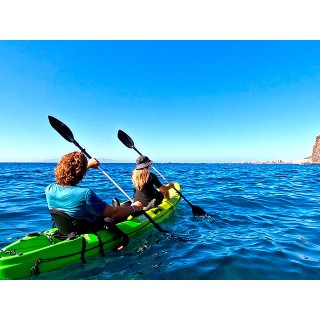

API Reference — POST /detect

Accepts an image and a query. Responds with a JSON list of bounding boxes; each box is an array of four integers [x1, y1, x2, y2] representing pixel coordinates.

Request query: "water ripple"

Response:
[[1, 163, 320, 279]]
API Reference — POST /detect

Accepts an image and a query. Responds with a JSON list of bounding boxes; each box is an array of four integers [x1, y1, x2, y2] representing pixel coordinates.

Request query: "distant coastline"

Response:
[[0, 155, 317, 165], [230, 157, 313, 165], [2, 134, 320, 165], [0, 160, 318, 165], [39, 158, 128, 163]]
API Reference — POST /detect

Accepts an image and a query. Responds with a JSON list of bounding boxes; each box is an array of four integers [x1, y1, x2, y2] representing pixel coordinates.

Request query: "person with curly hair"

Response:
[[45, 151, 143, 224], [131, 155, 174, 207]]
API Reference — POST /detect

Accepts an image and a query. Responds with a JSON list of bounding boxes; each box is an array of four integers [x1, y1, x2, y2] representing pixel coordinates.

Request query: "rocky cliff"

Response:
[[311, 135, 320, 163]]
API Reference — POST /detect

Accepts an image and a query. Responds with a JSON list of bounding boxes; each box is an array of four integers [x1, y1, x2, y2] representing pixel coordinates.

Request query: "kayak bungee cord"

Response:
[[28, 234, 117, 277]]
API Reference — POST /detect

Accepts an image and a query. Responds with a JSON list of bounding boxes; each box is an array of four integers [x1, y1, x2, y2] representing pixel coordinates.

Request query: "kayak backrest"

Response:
[[145, 198, 157, 211], [49, 209, 130, 250], [49, 209, 103, 235], [50, 209, 76, 235]]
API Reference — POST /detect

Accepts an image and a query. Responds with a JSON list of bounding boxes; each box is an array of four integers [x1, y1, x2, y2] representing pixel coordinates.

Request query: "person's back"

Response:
[[46, 151, 143, 229], [46, 183, 106, 222], [133, 171, 163, 206], [131, 155, 174, 207]]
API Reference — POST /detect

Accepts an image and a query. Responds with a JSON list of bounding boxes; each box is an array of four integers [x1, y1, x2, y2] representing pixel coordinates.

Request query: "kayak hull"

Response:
[[0, 182, 181, 280]]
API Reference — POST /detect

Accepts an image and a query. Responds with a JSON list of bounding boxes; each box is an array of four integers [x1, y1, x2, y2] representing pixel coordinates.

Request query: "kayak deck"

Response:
[[0, 182, 181, 280]]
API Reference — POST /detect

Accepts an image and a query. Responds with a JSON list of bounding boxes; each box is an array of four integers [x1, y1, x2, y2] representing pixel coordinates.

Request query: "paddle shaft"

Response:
[[73, 139, 133, 201], [81, 146, 168, 232], [77, 144, 168, 232], [69, 138, 170, 232]]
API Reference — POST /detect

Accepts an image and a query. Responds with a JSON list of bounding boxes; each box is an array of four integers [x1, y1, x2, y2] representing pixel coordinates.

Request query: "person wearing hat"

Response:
[[131, 155, 175, 207]]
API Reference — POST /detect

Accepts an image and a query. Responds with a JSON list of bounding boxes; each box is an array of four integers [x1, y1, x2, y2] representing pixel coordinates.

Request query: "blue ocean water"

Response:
[[1, 162, 320, 280]]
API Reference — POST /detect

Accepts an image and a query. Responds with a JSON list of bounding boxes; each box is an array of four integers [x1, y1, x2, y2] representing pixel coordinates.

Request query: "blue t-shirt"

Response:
[[45, 183, 107, 222]]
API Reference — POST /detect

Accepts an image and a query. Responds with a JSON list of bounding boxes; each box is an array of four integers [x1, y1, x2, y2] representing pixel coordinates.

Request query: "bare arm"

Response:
[[102, 201, 143, 220], [159, 183, 175, 196]]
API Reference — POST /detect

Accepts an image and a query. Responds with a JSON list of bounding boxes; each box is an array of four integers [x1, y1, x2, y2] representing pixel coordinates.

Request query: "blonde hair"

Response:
[[132, 168, 150, 190], [55, 152, 88, 186]]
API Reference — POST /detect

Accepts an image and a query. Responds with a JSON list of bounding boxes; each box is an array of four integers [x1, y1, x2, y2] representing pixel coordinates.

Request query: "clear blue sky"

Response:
[[1, 40, 320, 163]]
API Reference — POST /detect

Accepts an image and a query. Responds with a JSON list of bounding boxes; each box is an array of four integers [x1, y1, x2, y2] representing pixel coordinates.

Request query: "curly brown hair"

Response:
[[54, 152, 88, 186]]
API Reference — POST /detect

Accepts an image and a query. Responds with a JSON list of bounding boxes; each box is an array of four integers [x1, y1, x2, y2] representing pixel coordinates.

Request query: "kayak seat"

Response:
[[112, 198, 132, 207], [50, 209, 104, 237], [145, 198, 157, 211], [49, 209, 129, 250]]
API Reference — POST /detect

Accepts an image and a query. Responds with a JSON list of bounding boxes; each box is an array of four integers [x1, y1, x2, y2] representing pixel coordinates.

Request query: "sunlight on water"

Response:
[[1, 162, 320, 279]]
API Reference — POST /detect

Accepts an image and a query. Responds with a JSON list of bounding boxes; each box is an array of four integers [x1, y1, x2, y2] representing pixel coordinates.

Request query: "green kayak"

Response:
[[0, 182, 181, 280]]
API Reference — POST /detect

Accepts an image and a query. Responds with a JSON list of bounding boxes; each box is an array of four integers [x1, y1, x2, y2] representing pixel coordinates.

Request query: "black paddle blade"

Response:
[[118, 130, 134, 149], [48, 116, 75, 143], [192, 205, 207, 216]]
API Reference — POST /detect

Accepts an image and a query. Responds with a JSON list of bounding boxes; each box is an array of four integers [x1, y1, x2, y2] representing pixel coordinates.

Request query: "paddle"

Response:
[[48, 116, 182, 239], [118, 130, 207, 216]]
